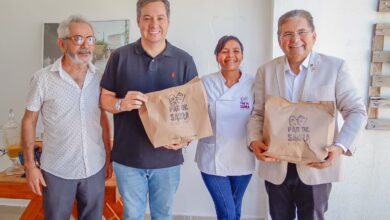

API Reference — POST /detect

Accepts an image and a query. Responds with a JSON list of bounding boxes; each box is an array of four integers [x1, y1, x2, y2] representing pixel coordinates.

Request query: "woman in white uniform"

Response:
[[195, 35, 255, 220]]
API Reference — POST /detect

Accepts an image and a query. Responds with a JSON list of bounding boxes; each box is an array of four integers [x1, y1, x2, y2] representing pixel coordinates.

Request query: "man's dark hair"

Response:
[[136, 0, 170, 19], [277, 9, 315, 36]]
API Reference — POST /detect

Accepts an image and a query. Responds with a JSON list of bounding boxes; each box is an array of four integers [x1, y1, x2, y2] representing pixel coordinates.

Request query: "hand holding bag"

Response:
[[139, 77, 213, 147]]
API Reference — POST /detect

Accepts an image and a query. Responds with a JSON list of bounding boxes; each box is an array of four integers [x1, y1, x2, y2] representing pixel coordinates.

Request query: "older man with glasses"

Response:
[[247, 9, 367, 220], [21, 15, 112, 220]]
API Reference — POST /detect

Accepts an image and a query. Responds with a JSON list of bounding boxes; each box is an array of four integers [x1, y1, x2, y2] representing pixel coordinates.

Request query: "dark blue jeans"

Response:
[[201, 172, 252, 220]]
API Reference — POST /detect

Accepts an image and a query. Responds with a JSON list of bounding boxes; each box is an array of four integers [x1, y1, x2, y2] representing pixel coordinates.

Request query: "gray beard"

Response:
[[66, 49, 92, 65]]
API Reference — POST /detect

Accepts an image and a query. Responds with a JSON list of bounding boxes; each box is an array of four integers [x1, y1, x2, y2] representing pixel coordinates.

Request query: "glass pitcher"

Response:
[[0, 126, 5, 156], [2, 109, 24, 175]]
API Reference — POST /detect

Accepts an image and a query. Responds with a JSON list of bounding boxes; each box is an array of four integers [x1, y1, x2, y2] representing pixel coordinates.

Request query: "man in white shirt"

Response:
[[21, 15, 111, 220], [247, 10, 367, 220]]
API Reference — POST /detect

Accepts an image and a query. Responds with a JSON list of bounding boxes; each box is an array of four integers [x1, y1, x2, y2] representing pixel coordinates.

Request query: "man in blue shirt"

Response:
[[100, 0, 198, 219]]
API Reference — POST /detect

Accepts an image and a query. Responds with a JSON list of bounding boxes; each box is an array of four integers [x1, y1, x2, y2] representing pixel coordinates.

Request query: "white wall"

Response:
[[2, 0, 389, 219], [273, 0, 390, 219], [0, 0, 272, 218]]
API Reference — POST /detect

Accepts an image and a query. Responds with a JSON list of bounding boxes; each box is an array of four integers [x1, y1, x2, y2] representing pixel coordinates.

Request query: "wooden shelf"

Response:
[[367, 119, 390, 130], [379, 0, 390, 12], [367, 23, 390, 130]]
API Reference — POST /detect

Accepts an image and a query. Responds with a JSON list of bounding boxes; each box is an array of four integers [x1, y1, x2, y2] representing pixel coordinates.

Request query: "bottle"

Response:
[[0, 126, 5, 156], [3, 109, 24, 175]]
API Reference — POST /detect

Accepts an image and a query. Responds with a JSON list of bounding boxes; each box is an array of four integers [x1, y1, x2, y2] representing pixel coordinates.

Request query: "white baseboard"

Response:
[[145, 214, 265, 220]]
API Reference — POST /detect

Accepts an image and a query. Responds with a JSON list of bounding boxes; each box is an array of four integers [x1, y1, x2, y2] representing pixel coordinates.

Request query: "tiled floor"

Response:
[[0, 205, 25, 220], [0, 205, 78, 220], [146, 215, 263, 220], [0, 205, 264, 220]]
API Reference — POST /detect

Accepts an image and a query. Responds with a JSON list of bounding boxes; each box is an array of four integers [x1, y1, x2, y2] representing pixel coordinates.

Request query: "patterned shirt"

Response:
[[26, 57, 105, 179]]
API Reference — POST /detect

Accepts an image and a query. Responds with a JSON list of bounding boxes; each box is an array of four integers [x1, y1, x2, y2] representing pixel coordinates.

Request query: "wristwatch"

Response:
[[115, 99, 122, 111]]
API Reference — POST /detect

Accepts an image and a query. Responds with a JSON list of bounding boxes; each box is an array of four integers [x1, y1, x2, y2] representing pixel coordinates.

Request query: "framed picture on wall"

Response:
[[42, 19, 130, 71]]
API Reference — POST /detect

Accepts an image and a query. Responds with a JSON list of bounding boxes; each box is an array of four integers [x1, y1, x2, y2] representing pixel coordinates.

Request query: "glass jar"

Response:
[[2, 109, 24, 175]]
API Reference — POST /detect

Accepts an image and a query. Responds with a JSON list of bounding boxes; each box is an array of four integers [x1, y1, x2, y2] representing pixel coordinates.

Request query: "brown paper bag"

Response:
[[263, 96, 336, 164], [139, 77, 213, 147]]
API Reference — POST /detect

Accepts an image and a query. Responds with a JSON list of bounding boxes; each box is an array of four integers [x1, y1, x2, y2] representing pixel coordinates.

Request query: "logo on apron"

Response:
[[240, 96, 250, 110]]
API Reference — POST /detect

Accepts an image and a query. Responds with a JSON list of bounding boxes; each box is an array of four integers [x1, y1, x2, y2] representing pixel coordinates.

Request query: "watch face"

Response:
[[115, 99, 121, 111]]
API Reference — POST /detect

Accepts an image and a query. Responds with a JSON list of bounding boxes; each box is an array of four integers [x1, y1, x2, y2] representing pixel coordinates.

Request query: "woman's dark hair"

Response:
[[214, 35, 244, 56]]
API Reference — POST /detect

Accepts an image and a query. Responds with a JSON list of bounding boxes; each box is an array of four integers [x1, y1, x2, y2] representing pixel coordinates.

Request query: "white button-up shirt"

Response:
[[26, 57, 106, 179], [284, 54, 310, 102], [195, 72, 256, 176]]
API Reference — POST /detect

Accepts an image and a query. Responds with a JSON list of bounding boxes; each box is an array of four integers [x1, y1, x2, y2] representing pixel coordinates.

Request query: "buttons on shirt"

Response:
[[149, 59, 157, 72], [25, 58, 105, 179]]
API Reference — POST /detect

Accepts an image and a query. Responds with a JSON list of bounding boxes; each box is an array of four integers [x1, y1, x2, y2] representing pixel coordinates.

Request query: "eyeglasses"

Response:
[[64, 35, 96, 46], [280, 30, 312, 39]]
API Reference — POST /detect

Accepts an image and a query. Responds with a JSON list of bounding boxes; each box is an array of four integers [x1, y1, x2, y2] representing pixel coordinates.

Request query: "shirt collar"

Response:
[[134, 38, 174, 57], [218, 70, 245, 84], [284, 52, 312, 76], [50, 56, 96, 84]]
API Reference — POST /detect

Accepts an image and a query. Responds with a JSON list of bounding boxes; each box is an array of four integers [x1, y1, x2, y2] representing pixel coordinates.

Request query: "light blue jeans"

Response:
[[113, 162, 181, 220]]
